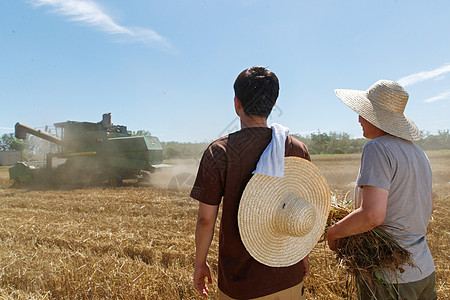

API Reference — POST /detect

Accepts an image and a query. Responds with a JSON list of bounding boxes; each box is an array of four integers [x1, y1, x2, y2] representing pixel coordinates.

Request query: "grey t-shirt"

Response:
[[357, 134, 434, 283]]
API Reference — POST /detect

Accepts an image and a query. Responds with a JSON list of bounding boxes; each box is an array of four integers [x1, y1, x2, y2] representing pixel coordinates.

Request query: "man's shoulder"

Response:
[[287, 135, 310, 160], [203, 132, 234, 154], [289, 135, 308, 147], [364, 135, 420, 153], [208, 127, 265, 145], [363, 135, 395, 150], [208, 135, 229, 147], [217, 127, 272, 146]]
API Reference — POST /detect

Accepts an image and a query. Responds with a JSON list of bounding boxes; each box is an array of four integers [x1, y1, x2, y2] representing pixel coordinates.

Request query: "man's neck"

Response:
[[240, 115, 268, 129]]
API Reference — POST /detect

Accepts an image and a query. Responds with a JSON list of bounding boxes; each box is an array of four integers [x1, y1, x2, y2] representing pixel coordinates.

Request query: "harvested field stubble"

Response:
[[0, 151, 449, 299], [0, 180, 211, 299]]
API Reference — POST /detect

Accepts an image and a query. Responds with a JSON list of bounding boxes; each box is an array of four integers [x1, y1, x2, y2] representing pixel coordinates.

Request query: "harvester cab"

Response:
[[9, 113, 166, 186]]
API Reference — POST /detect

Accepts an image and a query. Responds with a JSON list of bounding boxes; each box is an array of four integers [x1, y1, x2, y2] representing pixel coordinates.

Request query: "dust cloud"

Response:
[[146, 159, 200, 191]]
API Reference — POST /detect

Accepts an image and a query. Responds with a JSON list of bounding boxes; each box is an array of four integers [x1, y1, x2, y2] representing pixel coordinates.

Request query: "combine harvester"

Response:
[[9, 113, 166, 186]]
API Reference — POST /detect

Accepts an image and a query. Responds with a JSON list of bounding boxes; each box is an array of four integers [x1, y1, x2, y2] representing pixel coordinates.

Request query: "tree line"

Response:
[[161, 130, 450, 159], [1, 130, 449, 160], [292, 132, 367, 155]]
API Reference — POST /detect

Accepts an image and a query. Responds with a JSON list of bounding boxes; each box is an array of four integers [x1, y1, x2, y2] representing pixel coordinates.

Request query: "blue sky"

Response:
[[1, 0, 449, 142]]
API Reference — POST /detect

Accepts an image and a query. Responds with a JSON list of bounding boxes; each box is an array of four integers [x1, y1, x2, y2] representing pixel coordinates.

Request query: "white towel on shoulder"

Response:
[[253, 123, 289, 177]]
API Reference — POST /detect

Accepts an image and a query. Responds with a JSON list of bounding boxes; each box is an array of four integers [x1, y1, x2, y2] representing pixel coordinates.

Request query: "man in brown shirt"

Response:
[[191, 66, 310, 299]]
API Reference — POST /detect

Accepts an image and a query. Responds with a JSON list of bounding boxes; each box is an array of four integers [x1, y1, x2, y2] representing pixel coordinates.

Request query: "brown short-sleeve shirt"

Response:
[[190, 127, 310, 299]]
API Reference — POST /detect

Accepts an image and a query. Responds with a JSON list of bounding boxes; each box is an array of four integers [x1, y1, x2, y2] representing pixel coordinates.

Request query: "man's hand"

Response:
[[194, 262, 213, 297], [301, 255, 310, 280], [327, 226, 338, 251], [326, 186, 388, 252], [194, 203, 218, 297]]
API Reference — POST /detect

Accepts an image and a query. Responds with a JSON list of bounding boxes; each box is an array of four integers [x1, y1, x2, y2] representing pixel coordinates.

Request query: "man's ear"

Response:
[[234, 97, 242, 109], [234, 97, 243, 116]]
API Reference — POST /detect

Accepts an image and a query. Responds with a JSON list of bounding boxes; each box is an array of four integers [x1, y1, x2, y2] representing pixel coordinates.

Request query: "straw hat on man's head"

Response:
[[238, 157, 331, 267], [335, 79, 421, 141]]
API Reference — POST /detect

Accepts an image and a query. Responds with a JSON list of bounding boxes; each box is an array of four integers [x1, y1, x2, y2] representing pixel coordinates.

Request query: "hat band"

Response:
[[273, 193, 316, 237]]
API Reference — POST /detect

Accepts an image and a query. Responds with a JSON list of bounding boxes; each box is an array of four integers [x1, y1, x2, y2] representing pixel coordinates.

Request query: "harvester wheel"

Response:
[[108, 175, 123, 187], [12, 178, 22, 187]]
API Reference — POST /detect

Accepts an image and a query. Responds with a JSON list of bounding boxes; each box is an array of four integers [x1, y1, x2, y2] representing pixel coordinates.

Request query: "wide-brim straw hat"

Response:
[[238, 157, 331, 267], [335, 79, 421, 141]]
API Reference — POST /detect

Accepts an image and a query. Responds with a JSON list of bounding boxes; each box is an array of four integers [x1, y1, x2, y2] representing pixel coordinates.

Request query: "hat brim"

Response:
[[238, 157, 331, 267], [335, 89, 421, 141]]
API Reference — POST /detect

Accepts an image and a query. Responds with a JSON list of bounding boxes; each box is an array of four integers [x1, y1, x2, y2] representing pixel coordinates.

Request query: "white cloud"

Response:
[[397, 63, 450, 86], [0, 127, 14, 130], [30, 0, 170, 49], [424, 91, 450, 103]]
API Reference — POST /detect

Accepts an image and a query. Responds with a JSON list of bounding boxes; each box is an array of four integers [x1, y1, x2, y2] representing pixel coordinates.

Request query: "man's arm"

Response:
[[301, 255, 310, 280], [431, 192, 434, 215], [194, 202, 219, 297], [327, 186, 388, 251]]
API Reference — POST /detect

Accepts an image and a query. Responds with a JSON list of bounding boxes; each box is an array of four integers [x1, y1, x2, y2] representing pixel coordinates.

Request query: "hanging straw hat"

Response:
[[238, 157, 331, 267], [335, 79, 421, 141]]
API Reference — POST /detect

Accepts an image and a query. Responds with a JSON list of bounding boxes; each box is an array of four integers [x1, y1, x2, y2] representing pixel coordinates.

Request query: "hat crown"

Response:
[[273, 193, 316, 237], [365, 80, 409, 114]]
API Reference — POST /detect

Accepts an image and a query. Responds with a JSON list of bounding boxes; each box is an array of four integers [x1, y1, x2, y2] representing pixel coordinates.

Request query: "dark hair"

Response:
[[233, 66, 279, 118]]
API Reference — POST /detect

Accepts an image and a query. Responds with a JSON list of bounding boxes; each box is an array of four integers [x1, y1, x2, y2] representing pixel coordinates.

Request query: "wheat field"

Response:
[[0, 151, 448, 299]]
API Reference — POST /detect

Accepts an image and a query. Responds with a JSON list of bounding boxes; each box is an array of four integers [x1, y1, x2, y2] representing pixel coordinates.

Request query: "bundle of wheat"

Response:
[[328, 200, 415, 294], [335, 226, 414, 289], [327, 200, 352, 226]]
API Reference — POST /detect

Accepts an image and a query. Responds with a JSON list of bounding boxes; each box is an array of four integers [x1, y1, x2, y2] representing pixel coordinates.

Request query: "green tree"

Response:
[[0, 133, 27, 151], [416, 130, 450, 151], [160, 141, 209, 160], [165, 147, 180, 159], [327, 132, 350, 154], [293, 131, 368, 155], [310, 132, 331, 154]]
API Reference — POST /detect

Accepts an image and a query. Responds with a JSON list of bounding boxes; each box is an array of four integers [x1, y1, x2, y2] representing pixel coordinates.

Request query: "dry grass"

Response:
[[0, 151, 448, 299], [0, 172, 207, 299]]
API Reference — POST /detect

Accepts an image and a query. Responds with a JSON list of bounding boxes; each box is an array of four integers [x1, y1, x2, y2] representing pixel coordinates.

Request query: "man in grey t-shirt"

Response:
[[327, 80, 436, 300]]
